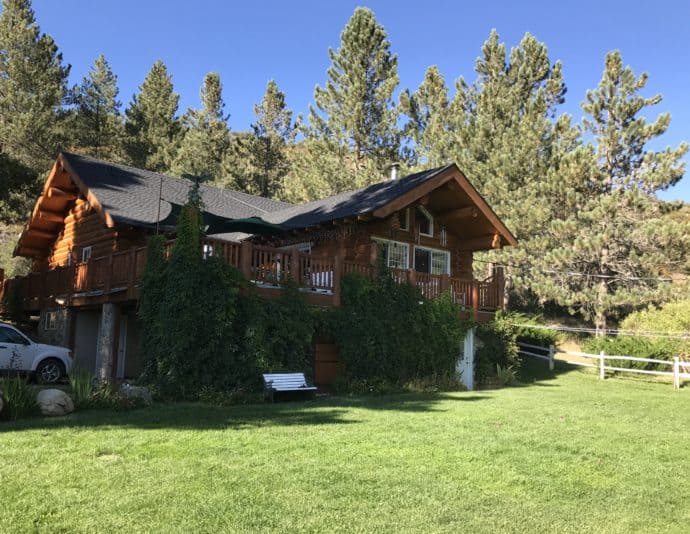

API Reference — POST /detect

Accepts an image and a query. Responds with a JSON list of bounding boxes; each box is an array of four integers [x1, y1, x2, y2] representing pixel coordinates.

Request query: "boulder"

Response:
[[36, 389, 74, 416], [120, 384, 153, 405]]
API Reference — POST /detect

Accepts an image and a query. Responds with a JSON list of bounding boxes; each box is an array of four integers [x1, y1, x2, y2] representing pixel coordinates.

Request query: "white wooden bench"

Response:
[[262, 372, 317, 402]]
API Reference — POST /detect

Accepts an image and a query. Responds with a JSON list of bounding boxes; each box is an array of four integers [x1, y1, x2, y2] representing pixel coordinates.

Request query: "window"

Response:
[[416, 206, 433, 237], [0, 326, 30, 345], [373, 238, 409, 270], [396, 209, 409, 231], [44, 311, 58, 331], [414, 246, 450, 275], [81, 246, 92, 263]]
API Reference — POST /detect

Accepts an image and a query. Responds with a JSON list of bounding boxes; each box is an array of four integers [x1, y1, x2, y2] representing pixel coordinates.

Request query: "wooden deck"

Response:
[[0, 237, 503, 318]]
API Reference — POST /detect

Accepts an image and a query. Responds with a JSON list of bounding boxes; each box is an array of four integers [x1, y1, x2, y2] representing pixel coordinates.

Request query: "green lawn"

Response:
[[2, 363, 690, 533]]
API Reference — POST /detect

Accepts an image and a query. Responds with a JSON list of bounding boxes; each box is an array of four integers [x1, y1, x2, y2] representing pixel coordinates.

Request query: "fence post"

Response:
[[599, 350, 605, 380], [548, 344, 555, 371], [240, 241, 253, 280], [673, 356, 680, 390]]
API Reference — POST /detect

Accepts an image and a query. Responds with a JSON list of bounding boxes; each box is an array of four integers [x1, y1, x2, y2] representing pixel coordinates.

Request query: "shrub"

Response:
[[0, 376, 37, 420], [69, 370, 95, 408], [475, 316, 520, 383], [326, 271, 472, 389], [583, 299, 690, 369], [508, 312, 560, 347], [496, 364, 518, 386]]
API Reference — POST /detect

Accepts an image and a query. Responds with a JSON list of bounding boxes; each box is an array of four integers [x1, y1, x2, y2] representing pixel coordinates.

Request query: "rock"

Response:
[[36, 389, 74, 416], [120, 384, 153, 405]]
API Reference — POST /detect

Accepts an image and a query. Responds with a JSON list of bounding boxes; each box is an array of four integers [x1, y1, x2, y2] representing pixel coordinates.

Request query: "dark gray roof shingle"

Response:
[[263, 165, 452, 229], [62, 152, 291, 228]]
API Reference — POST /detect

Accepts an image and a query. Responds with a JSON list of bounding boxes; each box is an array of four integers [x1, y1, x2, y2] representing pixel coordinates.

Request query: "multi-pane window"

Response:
[[44, 311, 58, 331], [373, 238, 409, 270], [396, 208, 409, 231], [414, 246, 450, 275]]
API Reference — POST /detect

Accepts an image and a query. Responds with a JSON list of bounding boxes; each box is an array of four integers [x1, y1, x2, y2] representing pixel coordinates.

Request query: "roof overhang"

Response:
[[14, 153, 115, 258], [371, 164, 517, 249]]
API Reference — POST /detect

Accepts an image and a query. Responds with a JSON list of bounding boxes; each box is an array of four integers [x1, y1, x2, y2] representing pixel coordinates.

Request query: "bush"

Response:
[[326, 271, 472, 389], [475, 316, 520, 383], [583, 299, 690, 369], [508, 312, 560, 347], [69, 370, 95, 408], [0, 376, 37, 420]]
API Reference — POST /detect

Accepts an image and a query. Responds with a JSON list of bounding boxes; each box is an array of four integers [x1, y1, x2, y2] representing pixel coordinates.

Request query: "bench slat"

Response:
[[263, 372, 316, 394]]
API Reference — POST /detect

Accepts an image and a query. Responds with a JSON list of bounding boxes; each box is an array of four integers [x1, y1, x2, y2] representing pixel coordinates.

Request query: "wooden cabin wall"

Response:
[[308, 208, 474, 279], [45, 199, 118, 269]]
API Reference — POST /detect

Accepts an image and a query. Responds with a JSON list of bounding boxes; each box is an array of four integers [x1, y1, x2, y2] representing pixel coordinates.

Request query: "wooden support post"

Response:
[[290, 247, 300, 284], [673, 357, 680, 390], [333, 255, 342, 307], [599, 350, 606, 380], [104, 253, 113, 295], [407, 268, 417, 287], [126, 248, 136, 299], [240, 241, 253, 280], [548, 344, 555, 371], [471, 281, 479, 319], [440, 274, 450, 294]]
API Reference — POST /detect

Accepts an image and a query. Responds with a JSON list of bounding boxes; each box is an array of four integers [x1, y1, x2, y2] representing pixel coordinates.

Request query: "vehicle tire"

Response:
[[35, 359, 66, 385]]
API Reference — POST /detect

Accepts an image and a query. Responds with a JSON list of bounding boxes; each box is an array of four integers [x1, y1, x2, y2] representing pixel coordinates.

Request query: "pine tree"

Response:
[[70, 54, 123, 159], [399, 65, 454, 167], [290, 7, 401, 200], [0, 0, 70, 170], [229, 80, 298, 198], [540, 51, 689, 333], [123, 60, 180, 172], [172, 72, 230, 181], [434, 31, 569, 305]]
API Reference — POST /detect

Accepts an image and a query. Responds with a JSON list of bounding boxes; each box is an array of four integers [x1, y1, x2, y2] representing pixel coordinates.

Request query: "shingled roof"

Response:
[[262, 165, 453, 229], [61, 152, 290, 229]]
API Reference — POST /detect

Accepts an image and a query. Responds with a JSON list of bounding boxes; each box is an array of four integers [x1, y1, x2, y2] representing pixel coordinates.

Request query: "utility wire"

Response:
[[512, 323, 690, 340]]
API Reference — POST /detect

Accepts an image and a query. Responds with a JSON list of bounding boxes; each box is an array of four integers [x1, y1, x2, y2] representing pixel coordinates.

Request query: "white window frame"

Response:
[[414, 245, 451, 275], [81, 246, 92, 263], [397, 208, 409, 231], [44, 311, 58, 331], [372, 237, 410, 270], [416, 206, 434, 237]]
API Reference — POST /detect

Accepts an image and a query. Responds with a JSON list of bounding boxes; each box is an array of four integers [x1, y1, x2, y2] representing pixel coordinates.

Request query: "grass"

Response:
[[2, 361, 690, 533]]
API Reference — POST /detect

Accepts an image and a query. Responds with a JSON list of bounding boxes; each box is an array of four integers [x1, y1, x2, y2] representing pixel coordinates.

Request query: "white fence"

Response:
[[517, 342, 690, 389]]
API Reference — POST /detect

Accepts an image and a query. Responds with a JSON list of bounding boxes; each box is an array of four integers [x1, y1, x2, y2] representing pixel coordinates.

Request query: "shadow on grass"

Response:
[[518, 356, 581, 386], [1, 391, 492, 432]]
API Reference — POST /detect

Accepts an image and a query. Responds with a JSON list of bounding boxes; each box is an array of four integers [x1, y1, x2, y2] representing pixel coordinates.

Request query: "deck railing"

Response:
[[0, 237, 503, 315]]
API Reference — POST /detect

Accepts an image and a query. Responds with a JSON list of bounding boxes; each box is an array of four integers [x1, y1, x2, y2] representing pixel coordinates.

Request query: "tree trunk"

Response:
[[594, 278, 607, 337], [502, 271, 512, 312]]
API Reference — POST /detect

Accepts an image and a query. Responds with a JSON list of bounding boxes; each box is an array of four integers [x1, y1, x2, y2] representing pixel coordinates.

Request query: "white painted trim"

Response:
[[413, 245, 451, 275], [371, 237, 410, 270], [416, 205, 434, 237]]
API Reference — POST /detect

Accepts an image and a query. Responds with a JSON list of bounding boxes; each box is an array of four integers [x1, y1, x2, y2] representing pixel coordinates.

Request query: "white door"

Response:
[[0, 325, 33, 372], [116, 315, 128, 379]]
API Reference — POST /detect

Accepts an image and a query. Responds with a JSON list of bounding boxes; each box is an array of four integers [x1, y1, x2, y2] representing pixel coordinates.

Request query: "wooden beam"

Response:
[[38, 210, 65, 224], [357, 213, 373, 222], [438, 206, 478, 220], [458, 234, 501, 251], [27, 229, 57, 240], [372, 169, 456, 219], [18, 247, 46, 258], [47, 187, 77, 200]]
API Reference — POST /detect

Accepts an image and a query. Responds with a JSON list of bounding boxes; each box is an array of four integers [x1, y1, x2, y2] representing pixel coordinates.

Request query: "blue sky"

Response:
[[30, 0, 690, 201]]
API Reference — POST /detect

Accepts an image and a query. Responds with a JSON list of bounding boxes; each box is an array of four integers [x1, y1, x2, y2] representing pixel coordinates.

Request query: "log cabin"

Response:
[[0, 153, 517, 385]]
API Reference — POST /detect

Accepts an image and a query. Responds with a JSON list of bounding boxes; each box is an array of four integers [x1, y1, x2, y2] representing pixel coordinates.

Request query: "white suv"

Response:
[[0, 323, 73, 384]]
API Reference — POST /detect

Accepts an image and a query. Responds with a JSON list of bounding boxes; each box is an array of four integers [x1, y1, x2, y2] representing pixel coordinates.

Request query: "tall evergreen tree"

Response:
[[172, 72, 230, 181], [123, 60, 180, 172], [70, 54, 123, 159], [229, 80, 298, 198], [438, 31, 569, 305], [399, 65, 454, 167], [539, 52, 689, 333], [0, 0, 70, 169], [289, 7, 401, 201]]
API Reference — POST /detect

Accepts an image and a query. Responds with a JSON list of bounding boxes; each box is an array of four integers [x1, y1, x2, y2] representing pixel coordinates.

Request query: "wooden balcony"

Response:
[[0, 237, 503, 320]]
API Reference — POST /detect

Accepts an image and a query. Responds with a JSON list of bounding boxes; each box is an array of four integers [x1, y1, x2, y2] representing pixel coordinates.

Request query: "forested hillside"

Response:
[[0, 0, 687, 330]]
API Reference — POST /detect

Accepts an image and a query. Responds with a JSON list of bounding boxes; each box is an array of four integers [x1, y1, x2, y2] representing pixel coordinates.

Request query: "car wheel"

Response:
[[35, 359, 65, 385]]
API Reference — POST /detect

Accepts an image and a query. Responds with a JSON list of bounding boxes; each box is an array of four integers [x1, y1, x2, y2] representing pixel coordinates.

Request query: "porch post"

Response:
[[457, 327, 476, 391], [95, 303, 119, 383], [240, 241, 253, 279]]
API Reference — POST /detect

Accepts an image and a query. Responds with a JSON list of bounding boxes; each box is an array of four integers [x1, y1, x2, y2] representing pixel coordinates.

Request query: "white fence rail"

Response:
[[517, 342, 690, 389]]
